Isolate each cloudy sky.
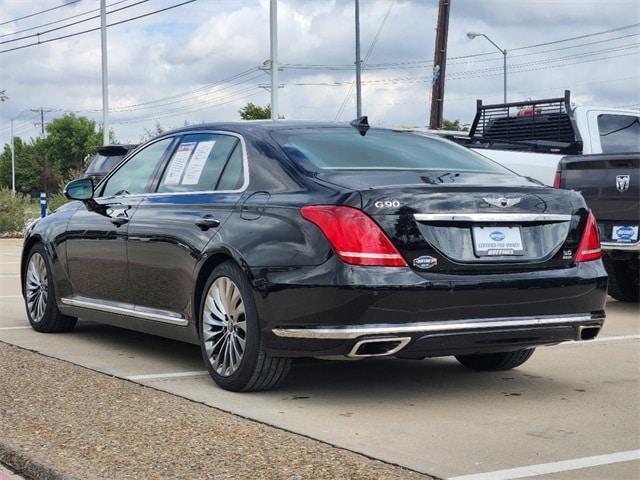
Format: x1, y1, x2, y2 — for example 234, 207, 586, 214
0, 0, 639, 145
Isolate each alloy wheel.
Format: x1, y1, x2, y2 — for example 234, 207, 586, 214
26, 252, 48, 323
202, 276, 247, 377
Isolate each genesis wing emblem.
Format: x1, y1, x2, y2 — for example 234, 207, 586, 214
483, 196, 522, 208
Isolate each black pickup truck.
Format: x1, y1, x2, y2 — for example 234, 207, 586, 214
556, 153, 639, 302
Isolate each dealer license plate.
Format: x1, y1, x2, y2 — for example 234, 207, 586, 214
612, 225, 639, 243
473, 226, 524, 256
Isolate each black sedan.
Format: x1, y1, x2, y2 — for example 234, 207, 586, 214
21, 121, 607, 391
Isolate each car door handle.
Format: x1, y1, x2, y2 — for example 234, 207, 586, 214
110, 217, 129, 227
195, 216, 221, 231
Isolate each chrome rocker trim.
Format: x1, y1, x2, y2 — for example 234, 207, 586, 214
414, 213, 572, 223
601, 241, 640, 252
60, 296, 188, 326
272, 314, 598, 340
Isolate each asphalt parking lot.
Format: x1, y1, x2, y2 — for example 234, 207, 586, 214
1, 238, 639, 480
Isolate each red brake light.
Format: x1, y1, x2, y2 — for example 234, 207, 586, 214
575, 210, 601, 262
301, 206, 407, 267
553, 170, 562, 189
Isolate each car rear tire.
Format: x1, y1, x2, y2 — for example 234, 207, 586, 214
455, 348, 535, 371
24, 244, 77, 333
604, 256, 639, 303
198, 261, 291, 392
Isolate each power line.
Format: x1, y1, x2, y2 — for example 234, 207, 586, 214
0, 0, 130, 39
0, 0, 197, 55
0, 0, 83, 27
510, 22, 640, 51
0, 0, 151, 46
63, 67, 261, 113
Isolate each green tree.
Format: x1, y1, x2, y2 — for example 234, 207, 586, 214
0, 90, 7, 102
0, 114, 106, 194
443, 119, 468, 131
239, 102, 271, 120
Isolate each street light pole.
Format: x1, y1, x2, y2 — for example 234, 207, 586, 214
467, 32, 507, 103
10, 119, 15, 195
100, 0, 109, 144
270, 0, 279, 121
354, 0, 362, 118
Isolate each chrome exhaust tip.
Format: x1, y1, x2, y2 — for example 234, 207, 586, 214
576, 325, 601, 341
347, 337, 411, 358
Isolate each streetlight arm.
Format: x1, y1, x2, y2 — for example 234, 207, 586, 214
479, 34, 505, 55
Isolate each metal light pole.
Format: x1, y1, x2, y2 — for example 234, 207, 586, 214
100, 0, 109, 144
10, 119, 15, 194
269, 0, 279, 120
354, 0, 362, 118
467, 32, 507, 103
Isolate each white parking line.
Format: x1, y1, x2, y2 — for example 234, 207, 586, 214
0, 295, 22, 299
125, 371, 209, 381
0, 274, 19, 278
0, 326, 30, 330
448, 449, 640, 480
555, 334, 640, 348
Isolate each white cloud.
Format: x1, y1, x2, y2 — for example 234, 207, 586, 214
0, 0, 638, 145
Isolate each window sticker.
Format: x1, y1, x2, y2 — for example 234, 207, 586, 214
164, 142, 196, 185
182, 140, 215, 185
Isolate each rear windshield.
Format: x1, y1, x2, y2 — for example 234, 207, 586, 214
86, 153, 126, 174
272, 128, 512, 174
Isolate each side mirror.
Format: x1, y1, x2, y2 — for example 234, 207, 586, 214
64, 178, 94, 201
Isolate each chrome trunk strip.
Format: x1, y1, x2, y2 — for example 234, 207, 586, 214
60, 297, 188, 326
601, 241, 640, 251
413, 213, 572, 223
272, 314, 597, 339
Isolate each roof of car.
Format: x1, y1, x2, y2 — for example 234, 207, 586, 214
164, 121, 377, 135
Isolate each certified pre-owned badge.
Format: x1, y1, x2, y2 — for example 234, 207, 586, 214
413, 255, 438, 269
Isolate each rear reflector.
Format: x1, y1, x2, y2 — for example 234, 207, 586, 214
301, 206, 407, 267
575, 210, 601, 262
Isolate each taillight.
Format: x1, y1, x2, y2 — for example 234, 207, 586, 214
553, 169, 562, 189
300, 205, 407, 267
575, 210, 601, 262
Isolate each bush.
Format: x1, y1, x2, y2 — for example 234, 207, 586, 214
0, 188, 31, 236
47, 191, 70, 213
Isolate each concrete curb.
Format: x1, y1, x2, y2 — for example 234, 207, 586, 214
0, 442, 78, 480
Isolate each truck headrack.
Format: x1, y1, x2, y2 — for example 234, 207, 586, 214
466, 90, 582, 154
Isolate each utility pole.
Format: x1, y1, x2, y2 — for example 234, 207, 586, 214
269, 0, 279, 120
429, 0, 451, 130
31, 108, 52, 135
10, 119, 15, 195
354, 0, 362, 118
100, 0, 109, 144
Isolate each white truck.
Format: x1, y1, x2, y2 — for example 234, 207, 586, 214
427, 91, 640, 186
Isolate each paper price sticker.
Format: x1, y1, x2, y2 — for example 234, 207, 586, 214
164, 142, 196, 185
182, 141, 215, 185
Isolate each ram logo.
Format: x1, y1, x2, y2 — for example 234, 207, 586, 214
616, 175, 630, 193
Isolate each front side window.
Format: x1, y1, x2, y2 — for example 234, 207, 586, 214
272, 128, 512, 174
597, 114, 640, 153
157, 133, 240, 193
101, 138, 173, 197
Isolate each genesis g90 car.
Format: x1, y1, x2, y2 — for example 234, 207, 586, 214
21, 121, 607, 391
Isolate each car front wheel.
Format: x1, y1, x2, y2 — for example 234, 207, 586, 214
198, 261, 291, 392
24, 244, 77, 333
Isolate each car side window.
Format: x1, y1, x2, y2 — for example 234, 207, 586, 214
216, 144, 244, 191
101, 138, 174, 197
157, 133, 240, 193
597, 114, 640, 153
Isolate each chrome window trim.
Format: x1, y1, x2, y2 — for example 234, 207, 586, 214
413, 213, 572, 223
94, 130, 250, 201
272, 314, 597, 339
60, 296, 188, 326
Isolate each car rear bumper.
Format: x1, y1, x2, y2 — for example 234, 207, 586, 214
601, 241, 640, 251
252, 258, 608, 357
272, 313, 604, 358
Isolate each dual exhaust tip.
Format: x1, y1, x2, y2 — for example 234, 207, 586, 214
347, 325, 602, 358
